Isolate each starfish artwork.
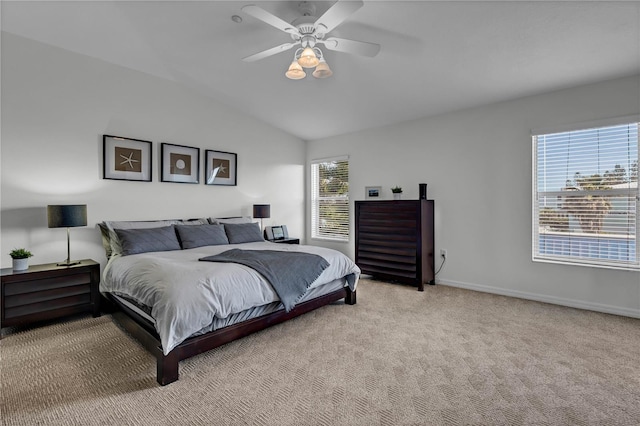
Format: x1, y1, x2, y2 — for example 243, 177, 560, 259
119, 152, 139, 169
114, 147, 142, 172
212, 159, 230, 178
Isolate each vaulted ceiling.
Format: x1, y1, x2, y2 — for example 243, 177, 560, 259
3, 1, 639, 140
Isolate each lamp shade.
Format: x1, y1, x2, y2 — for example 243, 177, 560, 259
47, 205, 87, 228
253, 204, 271, 219
312, 59, 333, 78
298, 47, 319, 68
285, 60, 306, 80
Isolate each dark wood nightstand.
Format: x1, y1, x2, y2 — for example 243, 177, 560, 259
1, 259, 100, 335
271, 238, 300, 245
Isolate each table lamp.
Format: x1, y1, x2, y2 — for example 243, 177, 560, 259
47, 204, 87, 266
252, 204, 270, 231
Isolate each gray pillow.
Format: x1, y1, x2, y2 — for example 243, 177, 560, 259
175, 224, 229, 249
102, 219, 180, 257
114, 226, 181, 256
224, 223, 264, 244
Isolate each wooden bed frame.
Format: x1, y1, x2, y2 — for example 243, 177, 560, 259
106, 287, 356, 385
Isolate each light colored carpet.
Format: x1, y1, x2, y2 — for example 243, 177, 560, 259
1, 279, 639, 425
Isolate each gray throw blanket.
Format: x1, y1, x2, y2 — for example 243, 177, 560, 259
199, 249, 329, 312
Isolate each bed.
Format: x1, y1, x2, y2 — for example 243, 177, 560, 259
98, 217, 360, 385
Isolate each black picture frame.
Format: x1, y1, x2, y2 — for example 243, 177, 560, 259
103, 135, 152, 182
272, 225, 285, 240
161, 143, 200, 184
205, 150, 237, 186
365, 186, 381, 199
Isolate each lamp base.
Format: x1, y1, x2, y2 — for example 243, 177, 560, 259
57, 260, 81, 267
58, 228, 80, 267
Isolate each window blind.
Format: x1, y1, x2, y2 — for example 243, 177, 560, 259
533, 122, 639, 270
311, 157, 349, 241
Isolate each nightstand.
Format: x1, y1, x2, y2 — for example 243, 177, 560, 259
271, 238, 300, 245
1, 259, 100, 335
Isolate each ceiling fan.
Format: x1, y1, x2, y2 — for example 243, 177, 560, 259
241, 0, 381, 79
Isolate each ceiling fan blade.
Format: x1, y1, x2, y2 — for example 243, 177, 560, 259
241, 5, 298, 35
321, 37, 380, 57
242, 42, 298, 62
315, 0, 364, 34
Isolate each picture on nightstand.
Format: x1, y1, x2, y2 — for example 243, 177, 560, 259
272, 226, 284, 240
265, 225, 288, 241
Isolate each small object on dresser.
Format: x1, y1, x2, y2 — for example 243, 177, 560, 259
9, 248, 33, 271
391, 186, 403, 200
419, 183, 428, 199
365, 186, 381, 199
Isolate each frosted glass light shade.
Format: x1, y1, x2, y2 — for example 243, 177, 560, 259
297, 47, 319, 68
312, 60, 333, 78
285, 60, 306, 79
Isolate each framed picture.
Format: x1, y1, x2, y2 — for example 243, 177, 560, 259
365, 186, 382, 199
103, 135, 152, 182
272, 225, 285, 240
161, 143, 200, 184
205, 150, 237, 186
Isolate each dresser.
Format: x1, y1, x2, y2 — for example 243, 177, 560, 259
1, 259, 100, 334
355, 200, 434, 291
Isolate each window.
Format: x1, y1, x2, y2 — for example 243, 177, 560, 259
533, 120, 639, 270
311, 157, 349, 241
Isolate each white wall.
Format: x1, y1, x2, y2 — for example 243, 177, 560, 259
307, 74, 640, 318
1, 33, 305, 269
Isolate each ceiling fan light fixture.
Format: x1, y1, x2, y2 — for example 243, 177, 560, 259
312, 59, 333, 78
242, 2, 380, 80
285, 60, 306, 80
297, 46, 319, 68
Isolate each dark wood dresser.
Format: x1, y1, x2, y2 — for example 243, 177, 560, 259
1, 259, 100, 335
355, 200, 435, 291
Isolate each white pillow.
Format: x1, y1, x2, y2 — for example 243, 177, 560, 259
210, 216, 254, 225
178, 218, 209, 225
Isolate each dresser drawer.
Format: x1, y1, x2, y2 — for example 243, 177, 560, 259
4, 272, 91, 296
4, 292, 91, 320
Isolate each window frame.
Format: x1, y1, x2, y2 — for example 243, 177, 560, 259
310, 156, 350, 243
532, 117, 640, 271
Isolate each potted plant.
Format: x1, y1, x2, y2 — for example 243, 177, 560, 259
391, 186, 403, 200
10, 248, 33, 271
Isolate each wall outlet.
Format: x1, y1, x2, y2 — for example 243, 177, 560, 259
440, 249, 447, 258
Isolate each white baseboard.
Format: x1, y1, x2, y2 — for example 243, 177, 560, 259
437, 278, 640, 319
